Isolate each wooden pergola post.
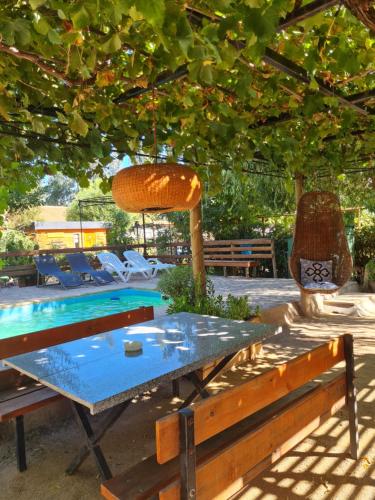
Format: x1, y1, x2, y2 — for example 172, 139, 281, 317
295, 173, 305, 206
190, 201, 206, 291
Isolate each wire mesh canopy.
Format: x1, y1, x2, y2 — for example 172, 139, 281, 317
289, 191, 353, 295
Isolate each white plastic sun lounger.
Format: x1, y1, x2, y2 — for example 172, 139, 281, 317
97, 252, 153, 282
123, 250, 175, 278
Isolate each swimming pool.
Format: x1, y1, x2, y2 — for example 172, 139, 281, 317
0, 289, 167, 339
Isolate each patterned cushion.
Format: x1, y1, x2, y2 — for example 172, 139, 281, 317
300, 258, 333, 285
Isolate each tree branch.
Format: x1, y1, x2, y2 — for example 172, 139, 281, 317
0, 42, 91, 87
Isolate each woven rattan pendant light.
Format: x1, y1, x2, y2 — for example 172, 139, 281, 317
112, 89, 201, 214
112, 162, 202, 213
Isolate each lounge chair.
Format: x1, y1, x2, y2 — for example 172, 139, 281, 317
123, 250, 175, 278
97, 252, 152, 283
66, 253, 115, 286
34, 255, 83, 289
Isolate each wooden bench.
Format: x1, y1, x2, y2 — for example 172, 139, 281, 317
101, 334, 358, 499
0, 306, 154, 471
204, 239, 277, 278
0, 264, 37, 287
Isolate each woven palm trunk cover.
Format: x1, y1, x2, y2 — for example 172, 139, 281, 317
112, 163, 201, 213
290, 191, 352, 294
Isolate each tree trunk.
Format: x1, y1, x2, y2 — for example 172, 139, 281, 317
190, 201, 206, 292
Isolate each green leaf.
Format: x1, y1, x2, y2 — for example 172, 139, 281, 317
244, 0, 264, 7
31, 117, 46, 134
135, 0, 165, 27
100, 33, 122, 53
70, 112, 89, 137
176, 15, 193, 57
309, 78, 319, 91
47, 29, 61, 45
71, 6, 91, 30
200, 64, 213, 84
33, 18, 51, 35
0, 100, 10, 121
29, 0, 47, 9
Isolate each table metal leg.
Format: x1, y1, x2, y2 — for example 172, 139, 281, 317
184, 372, 210, 399
66, 400, 130, 480
180, 353, 237, 409
172, 378, 181, 398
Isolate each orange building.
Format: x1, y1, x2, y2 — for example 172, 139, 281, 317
28, 221, 109, 249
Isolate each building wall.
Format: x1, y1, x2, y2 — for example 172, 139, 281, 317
34, 229, 107, 249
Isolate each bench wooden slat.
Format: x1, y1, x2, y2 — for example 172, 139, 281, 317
156, 336, 345, 464
204, 253, 272, 260
158, 374, 346, 500
0, 306, 154, 359
0, 387, 61, 422
204, 246, 272, 253
204, 261, 257, 268
204, 239, 272, 245
0, 381, 44, 403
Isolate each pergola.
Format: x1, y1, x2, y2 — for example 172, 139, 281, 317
0, 1, 374, 284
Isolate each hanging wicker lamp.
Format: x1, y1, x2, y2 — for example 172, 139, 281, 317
112, 163, 202, 213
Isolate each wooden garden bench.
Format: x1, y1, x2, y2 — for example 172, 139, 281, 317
0, 306, 154, 471
101, 334, 358, 499
204, 239, 277, 278
0, 264, 37, 287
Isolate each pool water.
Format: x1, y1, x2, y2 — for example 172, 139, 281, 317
0, 289, 167, 339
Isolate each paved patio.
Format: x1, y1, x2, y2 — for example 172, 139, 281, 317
0, 276, 300, 311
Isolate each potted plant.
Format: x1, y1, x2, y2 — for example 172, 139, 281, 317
366, 260, 375, 292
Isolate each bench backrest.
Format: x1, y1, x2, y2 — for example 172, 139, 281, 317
0, 306, 154, 359
154, 334, 356, 499
204, 239, 277, 277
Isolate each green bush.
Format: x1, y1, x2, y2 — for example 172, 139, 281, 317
354, 223, 375, 268
0, 229, 36, 265
158, 266, 257, 320
158, 266, 196, 300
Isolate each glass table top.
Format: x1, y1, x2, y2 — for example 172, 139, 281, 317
4, 313, 280, 414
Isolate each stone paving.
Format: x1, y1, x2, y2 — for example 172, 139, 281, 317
0, 275, 300, 311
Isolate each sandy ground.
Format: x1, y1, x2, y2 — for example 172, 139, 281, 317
0, 310, 373, 500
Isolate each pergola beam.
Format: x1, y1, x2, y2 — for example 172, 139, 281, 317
278, 0, 340, 30
347, 89, 375, 103
263, 48, 368, 115
114, 66, 188, 104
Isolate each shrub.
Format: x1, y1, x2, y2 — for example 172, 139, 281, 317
158, 266, 196, 301
354, 223, 375, 268
158, 266, 257, 320
0, 230, 36, 265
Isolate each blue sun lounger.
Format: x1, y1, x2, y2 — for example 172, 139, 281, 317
66, 253, 115, 285
34, 255, 83, 289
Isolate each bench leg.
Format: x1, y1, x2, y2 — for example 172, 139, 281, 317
15, 415, 27, 472
223, 266, 227, 278
245, 267, 249, 278
179, 408, 197, 500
